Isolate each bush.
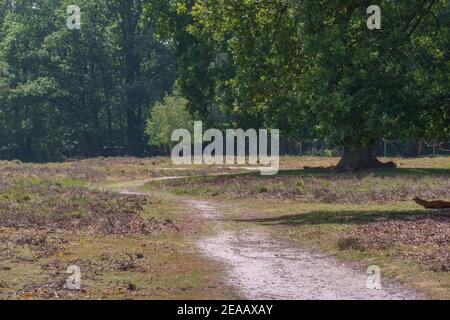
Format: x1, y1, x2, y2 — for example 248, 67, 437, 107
145, 91, 193, 152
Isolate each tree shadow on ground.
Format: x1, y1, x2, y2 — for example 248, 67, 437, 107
275, 167, 450, 178
233, 209, 450, 226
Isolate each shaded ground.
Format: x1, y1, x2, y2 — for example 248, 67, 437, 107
236, 209, 450, 274
149, 169, 450, 204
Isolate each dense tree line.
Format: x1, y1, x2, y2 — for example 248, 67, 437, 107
0, 0, 176, 161
1, 0, 449, 167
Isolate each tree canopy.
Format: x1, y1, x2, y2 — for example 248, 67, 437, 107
0, 0, 449, 166
155, 0, 449, 167
0, 0, 177, 161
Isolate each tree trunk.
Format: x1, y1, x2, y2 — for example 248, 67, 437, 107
335, 146, 397, 171
418, 140, 423, 156
119, 0, 144, 157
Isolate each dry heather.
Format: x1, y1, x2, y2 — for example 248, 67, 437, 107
152, 172, 450, 204
0, 179, 177, 235
0, 157, 242, 183
338, 213, 450, 272
0, 176, 183, 299
11, 251, 153, 299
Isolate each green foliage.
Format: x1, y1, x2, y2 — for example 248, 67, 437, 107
163, 0, 450, 152
146, 91, 193, 151
148, 0, 235, 128
0, 0, 177, 161
294, 0, 450, 148
1, 0, 449, 162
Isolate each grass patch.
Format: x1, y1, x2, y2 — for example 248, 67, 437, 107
0, 178, 176, 235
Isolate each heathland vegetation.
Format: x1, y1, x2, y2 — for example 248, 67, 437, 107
0, 1, 449, 300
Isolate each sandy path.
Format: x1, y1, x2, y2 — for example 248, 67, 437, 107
112, 180, 422, 300
187, 200, 423, 300
103, 177, 183, 195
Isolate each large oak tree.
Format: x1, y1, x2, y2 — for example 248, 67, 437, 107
171, 0, 450, 169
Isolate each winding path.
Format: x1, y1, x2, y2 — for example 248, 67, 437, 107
113, 179, 423, 300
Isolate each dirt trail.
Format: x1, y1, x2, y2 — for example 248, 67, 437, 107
187, 200, 423, 300
113, 180, 423, 300
102, 177, 183, 195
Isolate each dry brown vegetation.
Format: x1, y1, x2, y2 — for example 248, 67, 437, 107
0, 181, 175, 235
149, 170, 450, 204
0, 160, 236, 299
222, 199, 450, 299
340, 214, 450, 272
0, 156, 448, 299
143, 156, 450, 299
0, 157, 245, 183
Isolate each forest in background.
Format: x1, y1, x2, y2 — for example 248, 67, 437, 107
0, 0, 178, 161
0, 0, 449, 165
